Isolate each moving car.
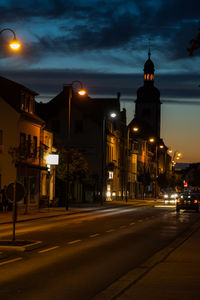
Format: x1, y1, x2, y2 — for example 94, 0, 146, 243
176, 192, 200, 212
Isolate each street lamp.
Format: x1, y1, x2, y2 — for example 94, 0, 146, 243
101, 111, 118, 204
149, 137, 158, 198
0, 28, 21, 51
64, 80, 86, 211
172, 151, 182, 171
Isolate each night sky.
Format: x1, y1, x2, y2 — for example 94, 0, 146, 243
0, 0, 200, 163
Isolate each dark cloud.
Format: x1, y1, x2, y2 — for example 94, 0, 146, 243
0, 0, 199, 61
1, 68, 200, 103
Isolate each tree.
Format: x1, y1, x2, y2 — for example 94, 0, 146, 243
56, 147, 89, 205
157, 172, 183, 191
138, 171, 151, 199
184, 163, 200, 187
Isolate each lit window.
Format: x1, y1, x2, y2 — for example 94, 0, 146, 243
108, 171, 113, 179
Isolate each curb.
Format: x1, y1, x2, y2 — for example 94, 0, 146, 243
93, 218, 200, 300
0, 241, 43, 252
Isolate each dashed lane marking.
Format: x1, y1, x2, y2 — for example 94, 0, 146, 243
68, 239, 81, 245
0, 257, 22, 266
129, 222, 135, 225
90, 233, 100, 238
38, 246, 59, 253
106, 229, 115, 233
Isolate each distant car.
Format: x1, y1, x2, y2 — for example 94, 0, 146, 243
176, 193, 200, 212
162, 192, 178, 201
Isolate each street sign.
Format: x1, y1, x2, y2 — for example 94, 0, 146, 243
6, 182, 25, 202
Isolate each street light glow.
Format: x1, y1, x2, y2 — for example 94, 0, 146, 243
9, 39, 21, 50
133, 127, 139, 132
110, 112, 117, 118
149, 138, 155, 143
78, 89, 86, 96
0, 28, 21, 51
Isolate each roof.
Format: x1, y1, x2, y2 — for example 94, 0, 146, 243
0, 75, 44, 125
0, 76, 38, 96
36, 85, 120, 122
0, 75, 38, 112
128, 118, 155, 139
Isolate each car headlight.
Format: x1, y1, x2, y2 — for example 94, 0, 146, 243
171, 194, 178, 198
164, 194, 168, 198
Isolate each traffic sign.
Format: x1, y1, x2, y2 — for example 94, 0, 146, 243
6, 182, 25, 202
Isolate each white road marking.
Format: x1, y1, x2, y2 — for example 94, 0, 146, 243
68, 239, 81, 245
38, 246, 59, 253
106, 229, 115, 233
90, 233, 100, 238
0, 257, 22, 266
129, 222, 135, 225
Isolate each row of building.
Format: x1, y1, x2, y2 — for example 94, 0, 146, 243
0, 51, 172, 211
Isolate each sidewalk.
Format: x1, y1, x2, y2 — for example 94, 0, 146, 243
0, 198, 162, 225
94, 218, 200, 300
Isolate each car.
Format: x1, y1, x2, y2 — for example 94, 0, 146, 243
176, 192, 200, 212
160, 191, 178, 205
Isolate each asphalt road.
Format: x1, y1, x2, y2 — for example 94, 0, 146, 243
0, 204, 199, 299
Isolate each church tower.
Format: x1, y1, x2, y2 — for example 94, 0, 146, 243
135, 50, 161, 138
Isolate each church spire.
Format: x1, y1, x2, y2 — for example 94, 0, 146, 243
144, 48, 154, 84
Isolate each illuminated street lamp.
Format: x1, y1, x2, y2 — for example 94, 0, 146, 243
0, 28, 21, 51
64, 80, 86, 210
149, 138, 155, 143
133, 126, 139, 132
102, 111, 118, 204
149, 137, 158, 198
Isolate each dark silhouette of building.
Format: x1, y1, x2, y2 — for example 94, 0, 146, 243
135, 50, 161, 138
36, 86, 126, 203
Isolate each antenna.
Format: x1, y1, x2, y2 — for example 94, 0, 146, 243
148, 38, 151, 58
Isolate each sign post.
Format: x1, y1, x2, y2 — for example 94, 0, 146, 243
6, 182, 25, 241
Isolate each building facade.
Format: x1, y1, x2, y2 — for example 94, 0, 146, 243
36, 85, 126, 203
0, 76, 56, 211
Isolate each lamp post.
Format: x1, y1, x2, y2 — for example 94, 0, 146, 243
101, 111, 117, 205
172, 151, 182, 171
0, 28, 21, 51
64, 80, 86, 211
149, 137, 158, 198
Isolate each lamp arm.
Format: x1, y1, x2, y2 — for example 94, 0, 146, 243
0, 28, 16, 39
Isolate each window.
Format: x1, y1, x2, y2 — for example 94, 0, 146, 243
20, 133, 26, 154
108, 171, 113, 179
33, 136, 37, 158
27, 134, 31, 156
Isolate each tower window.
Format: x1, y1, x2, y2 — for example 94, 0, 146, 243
144, 74, 146, 80
150, 74, 154, 80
